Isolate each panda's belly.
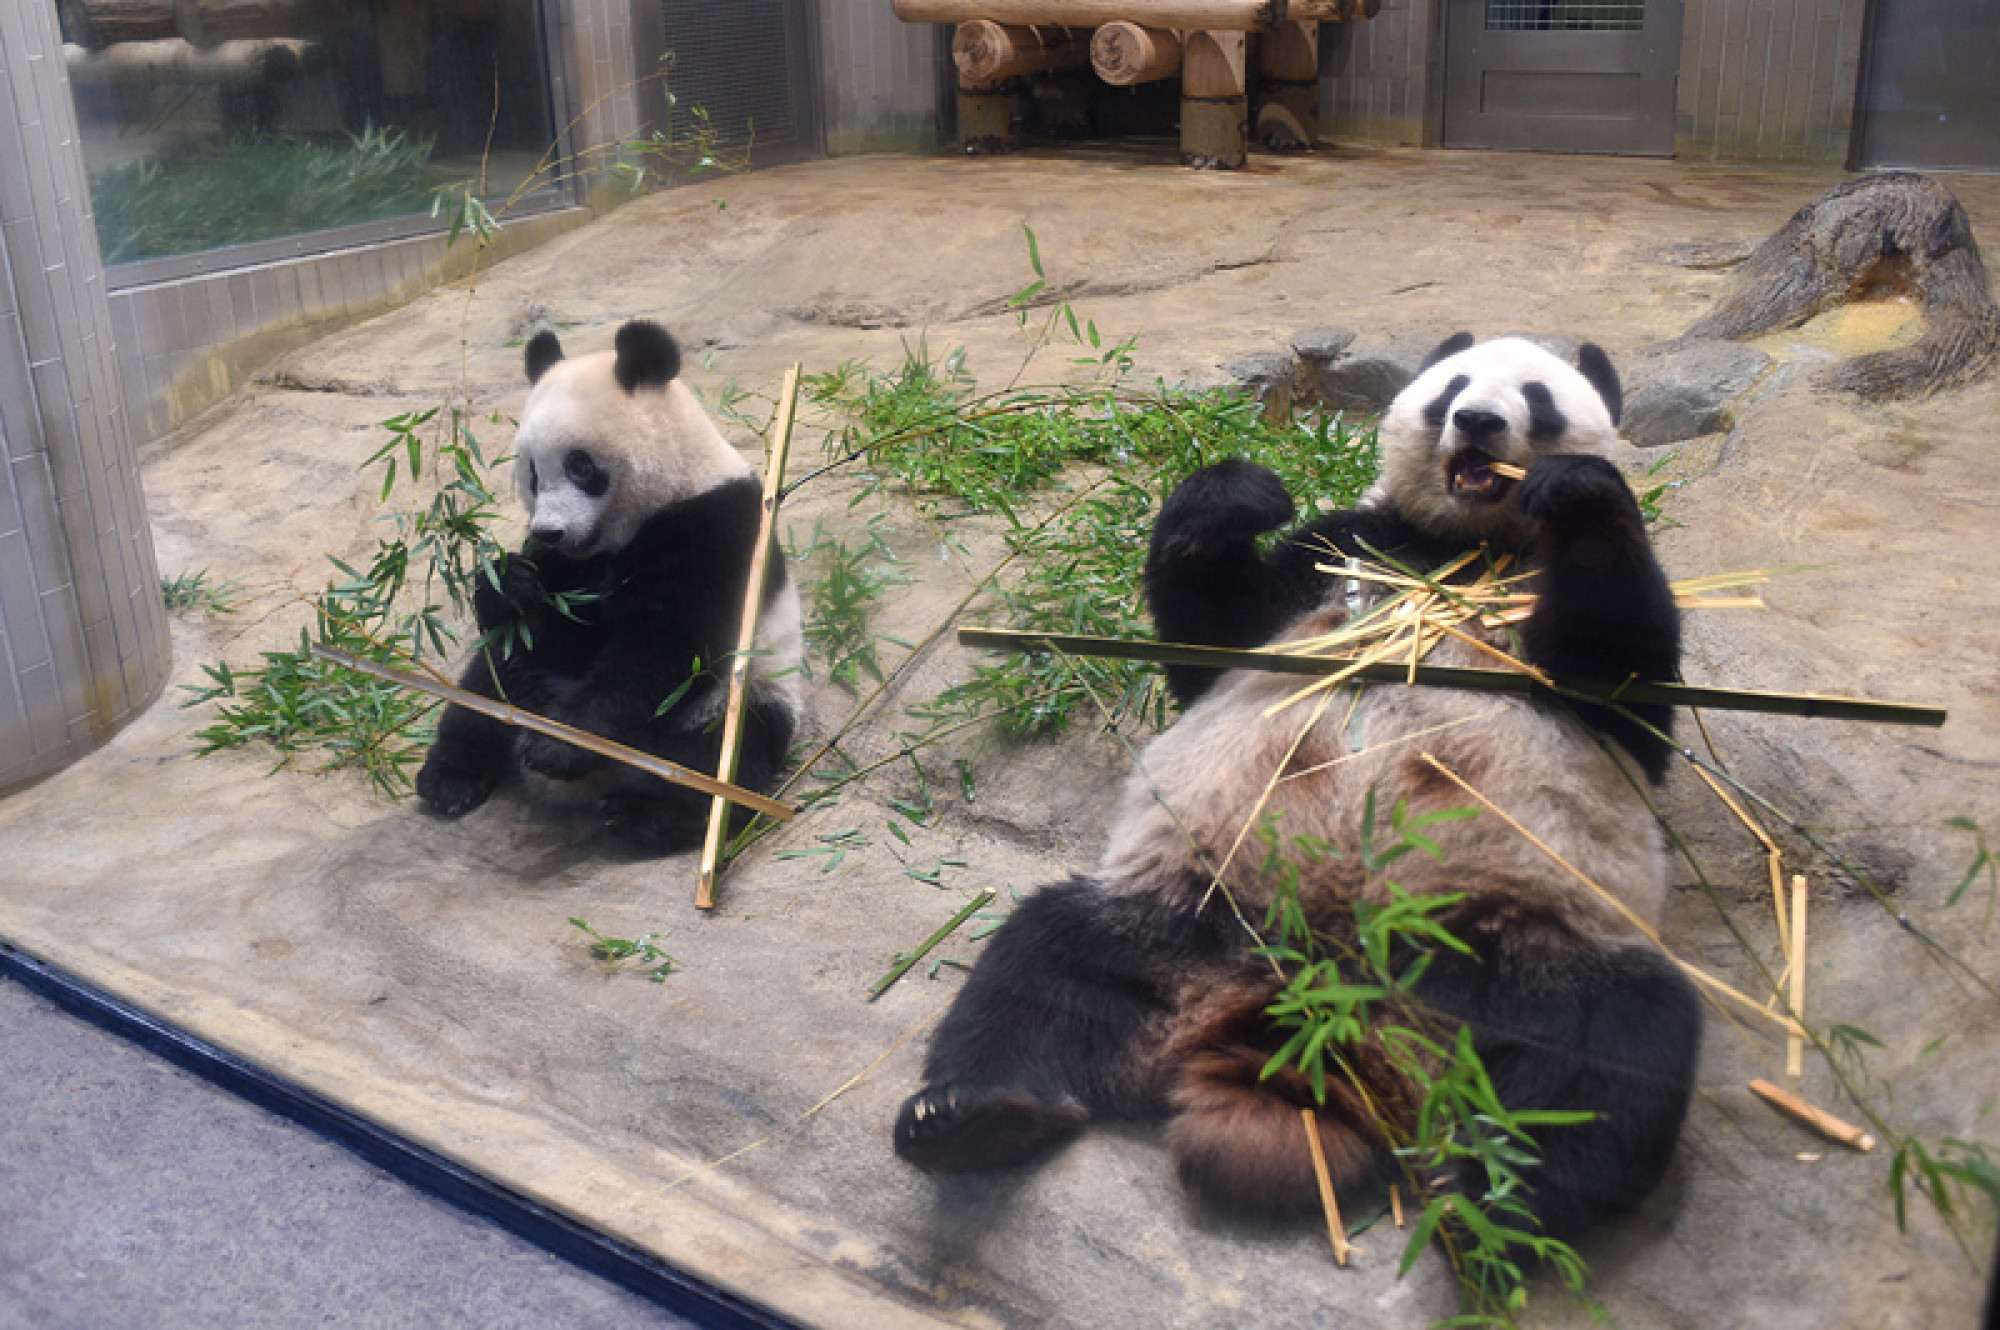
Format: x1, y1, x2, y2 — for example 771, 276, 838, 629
1096, 629, 1668, 946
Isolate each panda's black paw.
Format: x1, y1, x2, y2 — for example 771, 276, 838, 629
1153, 461, 1295, 561
415, 761, 496, 818
518, 732, 605, 780
599, 793, 705, 858
893, 1084, 1086, 1173
1519, 454, 1638, 529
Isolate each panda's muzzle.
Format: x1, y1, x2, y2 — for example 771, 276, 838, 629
1447, 447, 1514, 503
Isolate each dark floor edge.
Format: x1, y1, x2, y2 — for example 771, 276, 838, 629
0, 938, 803, 1330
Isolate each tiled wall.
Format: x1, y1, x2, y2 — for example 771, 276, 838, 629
818, 0, 949, 156
1676, 0, 1868, 163
0, 0, 170, 791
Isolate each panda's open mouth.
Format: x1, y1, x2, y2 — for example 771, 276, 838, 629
1447, 448, 1514, 504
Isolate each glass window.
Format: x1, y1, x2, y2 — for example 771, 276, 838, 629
61, 0, 560, 269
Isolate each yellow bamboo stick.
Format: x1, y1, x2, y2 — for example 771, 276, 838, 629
697, 366, 801, 911
1300, 1108, 1354, 1266
1750, 1078, 1875, 1151
1786, 874, 1809, 1078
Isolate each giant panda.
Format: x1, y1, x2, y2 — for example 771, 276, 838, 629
894, 334, 1700, 1245
415, 319, 804, 855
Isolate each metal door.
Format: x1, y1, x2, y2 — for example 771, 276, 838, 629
1854, 0, 2000, 171
1442, 0, 1682, 155
633, 0, 822, 165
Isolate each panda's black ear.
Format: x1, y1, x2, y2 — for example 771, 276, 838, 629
613, 320, 682, 393
524, 331, 565, 385
1419, 332, 1476, 372
1575, 342, 1623, 426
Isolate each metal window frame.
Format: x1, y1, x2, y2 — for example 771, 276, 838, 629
99, 0, 586, 292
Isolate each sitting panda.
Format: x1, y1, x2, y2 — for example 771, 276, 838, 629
415, 319, 803, 855
894, 334, 1700, 1244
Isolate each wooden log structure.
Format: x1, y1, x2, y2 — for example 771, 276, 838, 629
1256, 18, 1317, 149
1180, 30, 1248, 169
1089, 22, 1181, 86
897, 0, 1381, 167
63, 35, 321, 88
58, 0, 342, 49
953, 20, 1088, 82
896, 0, 1360, 29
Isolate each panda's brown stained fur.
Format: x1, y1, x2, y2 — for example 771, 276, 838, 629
1163, 969, 1421, 1216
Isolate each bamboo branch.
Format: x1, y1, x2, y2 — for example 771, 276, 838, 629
1301, 1108, 1354, 1266
1786, 874, 1809, 1078
307, 645, 794, 821
956, 627, 1948, 728
869, 890, 996, 1000
699, 367, 801, 910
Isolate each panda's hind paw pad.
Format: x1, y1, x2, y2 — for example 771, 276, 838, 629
893, 1084, 1084, 1172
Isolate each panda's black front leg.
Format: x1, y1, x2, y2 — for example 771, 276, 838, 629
1518, 454, 1681, 778
895, 878, 1223, 1173
416, 654, 516, 817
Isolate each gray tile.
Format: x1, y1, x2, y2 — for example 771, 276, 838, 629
226, 272, 258, 338
0, 529, 52, 671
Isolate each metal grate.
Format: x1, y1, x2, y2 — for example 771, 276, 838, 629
661, 0, 800, 147
1486, 0, 1644, 29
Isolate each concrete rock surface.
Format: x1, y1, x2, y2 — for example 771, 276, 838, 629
3, 147, 1997, 1329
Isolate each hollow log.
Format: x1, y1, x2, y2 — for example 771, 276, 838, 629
1090, 22, 1181, 86
61, 0, 341, 49
1256, 19, 1317, 149
1181, 30, 1248, 169
953, 21, 1087, 82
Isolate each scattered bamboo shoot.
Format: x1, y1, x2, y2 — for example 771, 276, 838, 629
869, 890, 997, 999
1786, 874, 1809, 1077
699, 366, 801, 910
1749, 1078, 1876, 1152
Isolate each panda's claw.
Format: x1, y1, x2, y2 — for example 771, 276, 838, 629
415, 764, 496, 818
893, 1083, 1085, 1173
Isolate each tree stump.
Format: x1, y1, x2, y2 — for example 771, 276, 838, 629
1181, 30, 1247, 169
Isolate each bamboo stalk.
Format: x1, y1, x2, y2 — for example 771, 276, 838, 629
306, 645, 793, 821
698, 366, 801, 910
1300, 1108, 1354, 1266
1749, 1078, 1876, 1151
1786, 874, 1809, 1077
1389, 1183, 1405, 1228
956, 627, 1949, 728
868, 889, 997, 1000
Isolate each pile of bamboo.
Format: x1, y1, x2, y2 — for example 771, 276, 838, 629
891, 0, 1380, 167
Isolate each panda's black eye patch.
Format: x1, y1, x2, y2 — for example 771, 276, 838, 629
1423, 375, 1471, 430
526, 461, 539, 495
564, 449, 608, 497
1523, 381, 1567, 442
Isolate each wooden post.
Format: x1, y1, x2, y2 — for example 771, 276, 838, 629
1181, 30, 1248, 169
897, 0, 1285, 28
952, 20, 1086, 82
1256, 18, 1318, 150
696, 367, 801, 911
958, 75, 1021, 155
1090, 21, 1182, 86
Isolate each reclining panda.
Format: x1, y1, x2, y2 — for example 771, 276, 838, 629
895, 334, 1700, 1245
416, 320, 802, 855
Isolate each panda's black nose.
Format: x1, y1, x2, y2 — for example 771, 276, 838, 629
1452, 407, 1507, 438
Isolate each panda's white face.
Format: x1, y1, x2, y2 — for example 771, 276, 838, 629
1370, 337, 1622, 547
511, 334, 747, 561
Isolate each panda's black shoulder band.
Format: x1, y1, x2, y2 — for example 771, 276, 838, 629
613, 320, 682, 393
524, 330, 564, 384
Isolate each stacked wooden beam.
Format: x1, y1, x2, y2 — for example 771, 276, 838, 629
893, 0, 1379, 167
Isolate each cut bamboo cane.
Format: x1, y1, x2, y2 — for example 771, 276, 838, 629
956, 627, 1950, 728
698, 366, 801, 911
953, 20, 1086, 82
1090, 21, 1182, 85
1749, 1078, 1876, 1151
1390, 1183, 1405, 1228
868, 889, 996, 999
1300, 1108, 1354, 1265
1786, 873, 1809, 1077
305, 645, 793, 822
